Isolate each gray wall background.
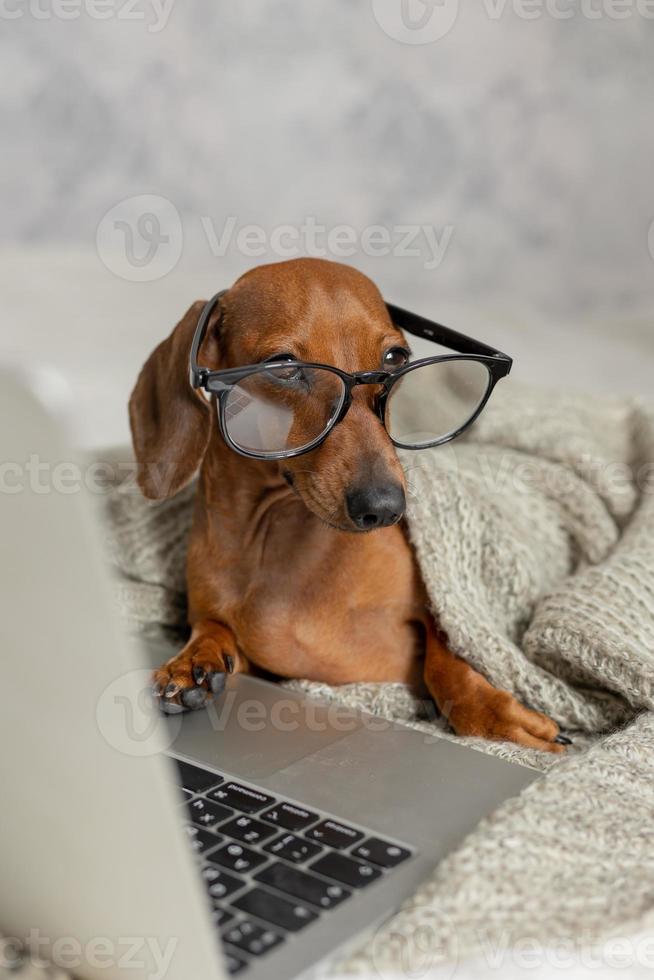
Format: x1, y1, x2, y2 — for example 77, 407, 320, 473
2, 0, 654, 318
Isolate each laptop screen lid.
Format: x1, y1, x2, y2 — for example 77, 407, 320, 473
0, 368, 223, 980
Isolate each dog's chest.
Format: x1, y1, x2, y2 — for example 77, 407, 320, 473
226, 522, 426, 685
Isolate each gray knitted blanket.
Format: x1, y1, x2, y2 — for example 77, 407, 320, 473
103, 384, 654, 974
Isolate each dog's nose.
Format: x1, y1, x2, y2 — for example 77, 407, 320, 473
346, 484, 406, 530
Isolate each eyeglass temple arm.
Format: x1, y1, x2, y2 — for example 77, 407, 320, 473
189, 290, 228, 388
190, 291, 513, 387
386, 302, 513, 368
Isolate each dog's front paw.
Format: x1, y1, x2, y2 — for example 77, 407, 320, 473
152, 630, 241, 714
449, 689, 567, 754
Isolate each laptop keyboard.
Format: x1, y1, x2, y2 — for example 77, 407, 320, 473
174, 758, 414, 975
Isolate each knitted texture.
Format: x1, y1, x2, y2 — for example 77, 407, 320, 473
102, 383, 654, 972
342, 712, 654, 976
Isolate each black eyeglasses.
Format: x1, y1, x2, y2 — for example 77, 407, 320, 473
190, 291, 512, 461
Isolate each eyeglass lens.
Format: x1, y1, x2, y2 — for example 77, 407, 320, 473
222, 363, 346, 456
384, 359, 491, 448
221, 358, 491, 457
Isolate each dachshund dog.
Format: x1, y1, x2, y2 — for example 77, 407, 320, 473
129, 258, 565, 753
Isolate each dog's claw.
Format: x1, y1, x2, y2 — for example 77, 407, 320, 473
209, 671, 227, 695
153, 633, 239, 715
181, 687, 207, 710
160, 700, 185, 715
554, 734, 573, 745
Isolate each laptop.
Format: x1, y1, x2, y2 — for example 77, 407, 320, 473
0, 366, 536, 980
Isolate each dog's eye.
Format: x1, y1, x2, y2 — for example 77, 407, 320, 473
383, 347, 410, 369
277, 366, 305, 384
264, 354, 307, 386
265, 353, 295, 366
265, 353, 296, 377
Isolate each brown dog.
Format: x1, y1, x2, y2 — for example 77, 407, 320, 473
129, 258, 564, 753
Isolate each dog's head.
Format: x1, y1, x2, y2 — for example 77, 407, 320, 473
129, 258, 408, 531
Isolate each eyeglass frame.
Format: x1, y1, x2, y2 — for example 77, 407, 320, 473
189, 289, 513, 461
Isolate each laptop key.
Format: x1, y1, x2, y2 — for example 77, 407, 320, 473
255, 861, 350, 910
211, 841, 268, 874
184, 825, 223, 855
307, 819, 363, 850
209, 782, 275, 814
224, 952, 247, 975
352, 837, 412, 868
263, 833, 323, 865
221, 814, 278, 846
260, 801, 319, 832
187, 797, 234, 829
222, 918, 284, 957
233, 887, 318, 932
211, 907, 235, 928
175, 760, 224, 794
200, 864, 246, 899
309, 852, 382, 888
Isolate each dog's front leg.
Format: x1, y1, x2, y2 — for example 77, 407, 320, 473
153, 619, 249, 713
422, 621, 565, 753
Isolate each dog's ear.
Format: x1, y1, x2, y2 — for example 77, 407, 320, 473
129, 300, 221, 500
